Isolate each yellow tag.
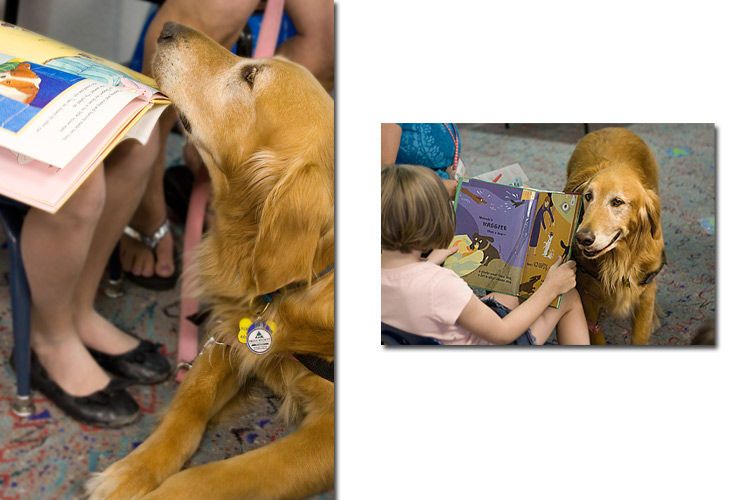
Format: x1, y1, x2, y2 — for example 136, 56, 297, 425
521, 189, 534, 201
237, 317, 252, 344
267, 320, 277, 333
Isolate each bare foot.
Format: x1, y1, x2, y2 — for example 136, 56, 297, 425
120, 225, 174, 278
31, 332, 111, 396
75, 310, 140, 355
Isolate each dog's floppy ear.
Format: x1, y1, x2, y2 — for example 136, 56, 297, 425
564, 171, 590, 195
640, 188, 662, 240
252, 160, 332, 296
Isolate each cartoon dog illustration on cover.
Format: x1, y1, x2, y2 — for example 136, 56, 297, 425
0, 61, 40, 104
469, 233, 501, 266
518, 274, 542, 295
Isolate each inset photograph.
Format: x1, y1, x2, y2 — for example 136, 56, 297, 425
381, 123, 716, 346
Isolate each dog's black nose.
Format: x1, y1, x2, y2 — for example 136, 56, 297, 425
158, 22, 185, 43
576, 230, 595, 247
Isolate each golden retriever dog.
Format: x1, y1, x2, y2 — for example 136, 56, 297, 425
564, 128, 664, 345
87, 22, 334, 499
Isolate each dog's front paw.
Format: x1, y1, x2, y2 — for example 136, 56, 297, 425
86, 456, 160, 500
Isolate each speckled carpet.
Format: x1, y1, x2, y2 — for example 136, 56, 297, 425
0, 132, 333, 499
459, 123, 716, 345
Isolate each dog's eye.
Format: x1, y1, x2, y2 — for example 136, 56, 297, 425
610, 198, 625, 207
584, 192, 593, 202
243, 65, 259, 87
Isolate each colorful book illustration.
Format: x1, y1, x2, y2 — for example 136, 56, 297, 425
0, 23, 170, 213
444, 177, 583, 308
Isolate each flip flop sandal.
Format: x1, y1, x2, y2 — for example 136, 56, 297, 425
122, 220, 179, 291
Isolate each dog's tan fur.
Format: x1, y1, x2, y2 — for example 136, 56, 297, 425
87, 23, 333, 499
564, 128, 664, 345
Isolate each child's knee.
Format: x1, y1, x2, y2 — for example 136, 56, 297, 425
60, 170, 106, 223
563, 288, 583, 311
107, 133, 159, 181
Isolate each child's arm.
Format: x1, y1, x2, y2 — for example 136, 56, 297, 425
456, 258, 577, 344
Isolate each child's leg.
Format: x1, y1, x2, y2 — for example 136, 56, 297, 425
485, 290, 589, 345
21, 167, 112, 396
281, 0, 335, 91
484, 292, 520, 309
527, 289, 589, 345
119, 113, 175, 279
554, 289, 589, 345
74, 136, 158, 354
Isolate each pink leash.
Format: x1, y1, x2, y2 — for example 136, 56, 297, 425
255, 0, 285, 58
175, 0, 286, 381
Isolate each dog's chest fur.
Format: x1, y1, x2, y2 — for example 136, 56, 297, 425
578, 250, 651, 318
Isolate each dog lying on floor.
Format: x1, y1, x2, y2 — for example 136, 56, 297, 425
564, 127, 665, 345
87, 22, 334, 499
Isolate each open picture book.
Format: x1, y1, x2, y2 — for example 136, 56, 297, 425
444, 176, 583, 308
0, 23, 170, 212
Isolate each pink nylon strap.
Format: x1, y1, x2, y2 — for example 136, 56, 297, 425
587, 321, 602, 337
255, 0, 285, 58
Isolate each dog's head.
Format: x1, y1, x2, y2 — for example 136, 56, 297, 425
153, 23, 334, 296
573, 164, 661, 260
153, 22, 332, 171
470, 233, 493, 251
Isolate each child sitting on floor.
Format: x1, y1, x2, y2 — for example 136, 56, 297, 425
381, 164, 589, 345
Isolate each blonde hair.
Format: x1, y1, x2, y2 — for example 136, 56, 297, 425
381, 164, 455, 253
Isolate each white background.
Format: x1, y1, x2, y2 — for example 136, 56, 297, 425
338, 0, 743, 498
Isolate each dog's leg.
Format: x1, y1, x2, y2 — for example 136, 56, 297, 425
86, 343, 241, 499
142, 409, 334, 499
631, 284, 657, 345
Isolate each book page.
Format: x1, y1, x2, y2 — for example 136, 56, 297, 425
473, 163, 529, 187
0, 64, 140, 167
444, 178, 535, 295
0, 23, 161, 100
0, 97, 148, 212
518, 191, 582, 307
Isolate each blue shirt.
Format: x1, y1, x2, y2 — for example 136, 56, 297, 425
395, 123, 461, 179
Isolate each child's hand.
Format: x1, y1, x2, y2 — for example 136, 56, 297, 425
541, 257, 577, 296
426, 245, 459, 264
442, 179, 458, 198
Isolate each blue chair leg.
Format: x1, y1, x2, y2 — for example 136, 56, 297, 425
8, 241, 34, 416
0, 207, 35, 416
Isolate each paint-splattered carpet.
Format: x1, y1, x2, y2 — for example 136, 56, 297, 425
0, 135, 333, 499
459, 123, 716, 345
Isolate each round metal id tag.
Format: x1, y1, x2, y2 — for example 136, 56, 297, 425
237, 318, 275, 354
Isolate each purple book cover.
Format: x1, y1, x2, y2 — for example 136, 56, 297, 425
445, 177, 583, 308
444, 178, 537, 295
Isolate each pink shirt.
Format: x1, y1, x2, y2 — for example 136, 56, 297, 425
381, 261, 490, 345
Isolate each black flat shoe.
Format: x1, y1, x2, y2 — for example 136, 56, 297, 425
13, 351, 141, 429
88, 338, 171, 385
